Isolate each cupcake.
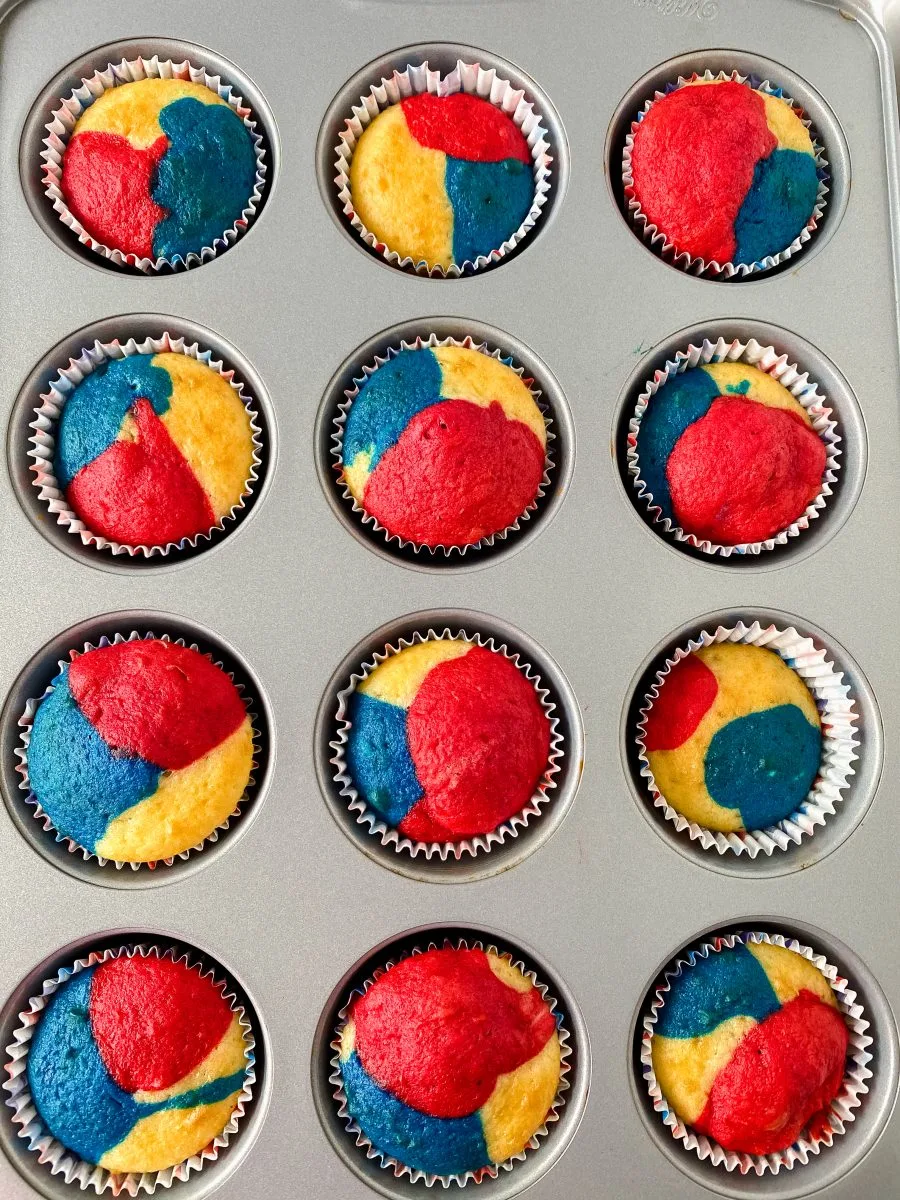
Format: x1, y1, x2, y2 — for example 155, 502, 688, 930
633, 361, 828, 547
648, 936, 853, 1159
17, 947, 252, 1178
24, 637, 255, 865
336, 945, 562, 1179
339, 342, 548, 552
625, 74, 823, 272
47, 349, 257, 552
642, 642, 821, 835
340, 635, 553, 845
349, 92, 534, 271
57, 77, 259, 265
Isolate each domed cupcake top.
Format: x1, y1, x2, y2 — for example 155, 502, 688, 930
642, 642, 822, 835
340, 344, 547, 550
634, 361, 827, 546
26, 951, 250, 1174
338, 945, 561, 1177
53, 351, 257, 551
650, 939, 848, 1155
59, 78, 259, 263
343, 637, 553, 844
26, 638, 254, 863
627, 77, 820, 268
349, 93, 535, 270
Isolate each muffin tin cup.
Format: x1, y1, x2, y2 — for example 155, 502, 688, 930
15, 630, 263, 872
627, 336, 841, 557
329, 626, 564, 862
333, 58, 553, 277
329, 935, 572, 1188
639, 929, 873, 1176
28, 332, 264, 559
635, 619, 859, 857
41, 54, 268, 273
621, 69, 830, 279
331, 332, 555, 560
3, 942, 257, 1196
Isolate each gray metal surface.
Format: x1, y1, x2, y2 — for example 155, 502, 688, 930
0, 0, 898, 1197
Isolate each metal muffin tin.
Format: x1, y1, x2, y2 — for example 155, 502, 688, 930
0, 0, 898, 1197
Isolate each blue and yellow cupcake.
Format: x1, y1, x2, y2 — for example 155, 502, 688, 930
6, 945, 255, 1188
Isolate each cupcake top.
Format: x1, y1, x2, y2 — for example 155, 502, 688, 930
60, 78, 258, 262
27, 951, 249, 1174
643, 643, 822, 834
26, 638, 254, 863
341, 344, 547, 550
349, 93, 534, 270
629, 78, 819, 266
53, 352, 256, 550
651, 940, 848, 1155
339, 946, 561, 1176
345, 638, 552, 843
634, 361, 826, 546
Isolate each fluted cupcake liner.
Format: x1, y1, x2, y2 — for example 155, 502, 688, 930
29, 332, 264, 559
330, 627, 564, 861
622, 70, 829, 278
640, 930, 872, 1175
330, 936, 572, 1188
331, 333, 555, 559
15, 631, 262, 872
636, 620, 859, 857
627, 336, 841, 556
42, 55, 268, 272
3, 943, 256, 1195
333, 59, 553, 276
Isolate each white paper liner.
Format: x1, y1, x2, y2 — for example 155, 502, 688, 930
16, 631, 262, 871
330, 937, 572, 1187
622, 70, 830, 278
3, 943, 256, 1195
330, 627, 563, 860
332, 333, 555, 558
626, 337, 841, 556
334, 60, 553, 276
640, 929, 872, 1175
29, 332, 264, 559
42, 55, 268, 272
636, 620, 859, 857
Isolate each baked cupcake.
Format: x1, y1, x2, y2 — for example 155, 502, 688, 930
25, 638, 254, 864
337, 946, 562, 1178
339, 343, 548, 551
349, 93, 535, 271
57, 76, 260, 265
633, 361, 827, 546
642, 643, 822, 835
24, 949, 251, 1175
650, 938, 849, 1156
51, 351, 257, 551
626, 75, 821, 270
343, 636, 553, 843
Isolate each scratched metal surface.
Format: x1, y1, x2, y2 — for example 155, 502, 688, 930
0, 0, 898, 1197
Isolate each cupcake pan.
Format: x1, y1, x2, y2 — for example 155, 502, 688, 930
0, 1, 898, 1198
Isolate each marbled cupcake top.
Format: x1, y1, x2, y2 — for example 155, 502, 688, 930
339, 946, 561, 1176
28, 952, 249, 1173
350, 93, 534, 269
341, 344, 547, 549
61, 78, 257, 261
629, 79, 819, 266
651, 940, 848, 1155
643, 643, 822, 834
